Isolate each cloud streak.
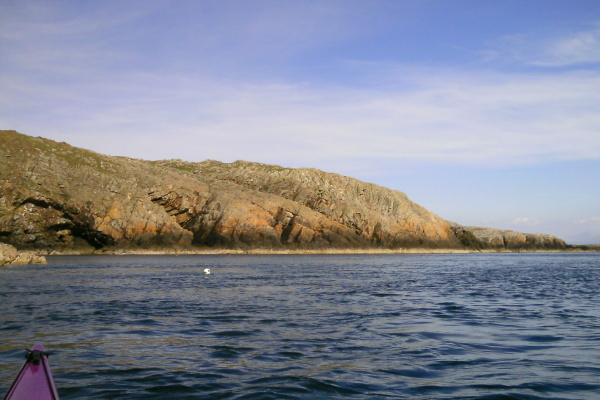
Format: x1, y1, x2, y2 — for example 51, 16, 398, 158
2, 64, 600, 171
485, 23, 600, 68
577, 217, 600, 225
511, 217, 542, 227
533, 24, 600, 67
2, 2, 599, 170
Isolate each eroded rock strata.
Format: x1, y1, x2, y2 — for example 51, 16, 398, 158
0, 130, 566, 252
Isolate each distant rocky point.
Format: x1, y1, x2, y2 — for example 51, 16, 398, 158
0, 130, 568, 254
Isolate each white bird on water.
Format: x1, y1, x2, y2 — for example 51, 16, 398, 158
204, 268, 211, 275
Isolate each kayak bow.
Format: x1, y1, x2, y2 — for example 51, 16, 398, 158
3, 344, 59, 400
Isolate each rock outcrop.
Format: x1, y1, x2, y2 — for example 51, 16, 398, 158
155, 159, 462, 249
0, 130, 567, 252
0, 243, 46, 266
0, 131, 195, 250
450, 223, 566, 251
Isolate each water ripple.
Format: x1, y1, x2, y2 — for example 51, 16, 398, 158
1, 253, 599, 399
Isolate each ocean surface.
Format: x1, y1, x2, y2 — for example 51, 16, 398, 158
1, 253, 599, 399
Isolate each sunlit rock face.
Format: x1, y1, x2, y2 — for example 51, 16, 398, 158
0, 243, 46, 266
0, 130, 566, 252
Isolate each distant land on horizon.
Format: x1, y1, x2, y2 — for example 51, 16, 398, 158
0, 130, 586, 253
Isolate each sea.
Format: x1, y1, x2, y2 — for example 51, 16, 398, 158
1, 253, 599, 399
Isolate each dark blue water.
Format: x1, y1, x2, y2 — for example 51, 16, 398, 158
1, 253, 599, 399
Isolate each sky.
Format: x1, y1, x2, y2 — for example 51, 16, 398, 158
1, 0, 599, 244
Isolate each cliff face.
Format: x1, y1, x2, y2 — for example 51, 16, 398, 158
186, 160, 462, 247
0, 130, 566, 252
0, 131, 196, 250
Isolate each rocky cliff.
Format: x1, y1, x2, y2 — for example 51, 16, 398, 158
0, 130, 567, 252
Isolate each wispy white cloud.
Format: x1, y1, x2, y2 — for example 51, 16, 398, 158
511, 217, 542, 227
485, 23, 600, 67
1, 2, 600, 172
576, 217, 600, 225
0, 1, 159, 80
158, 67, 600, 167
2, 65, 600, 170
532, 25, 600, 67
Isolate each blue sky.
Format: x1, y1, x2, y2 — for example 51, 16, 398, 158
1, 0, 599, 244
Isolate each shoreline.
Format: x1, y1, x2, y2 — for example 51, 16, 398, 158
41, 247, 600, 256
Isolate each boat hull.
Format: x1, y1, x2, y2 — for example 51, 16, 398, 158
3, 344, 59, 400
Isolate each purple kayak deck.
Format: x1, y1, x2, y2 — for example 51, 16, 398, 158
3, 344, 59, 400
